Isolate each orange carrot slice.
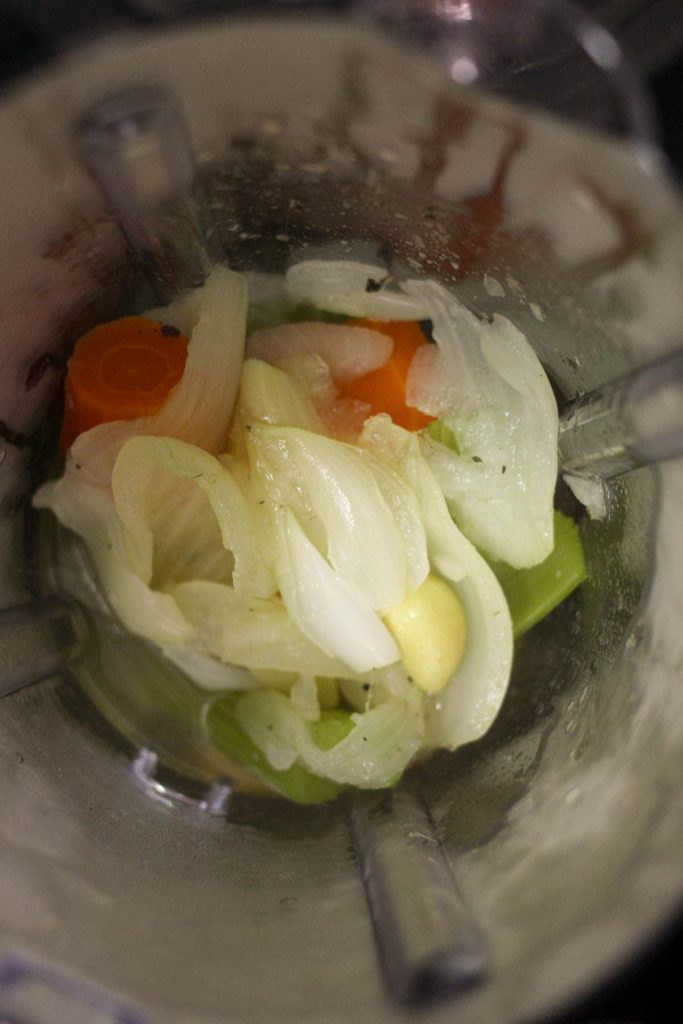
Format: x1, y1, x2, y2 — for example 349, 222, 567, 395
60, 316, 189, 451
337, 319, 435, 432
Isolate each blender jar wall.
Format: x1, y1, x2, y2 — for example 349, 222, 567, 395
0, 13, 683, 1024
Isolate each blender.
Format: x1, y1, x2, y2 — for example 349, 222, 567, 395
1, 2, 683, 1022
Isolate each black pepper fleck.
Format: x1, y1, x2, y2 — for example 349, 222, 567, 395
472, 455, 483, 463
161, 324, 181, 338
365, 277, 383, 293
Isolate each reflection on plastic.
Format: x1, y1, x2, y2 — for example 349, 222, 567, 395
559, 349, 683, 478
0, 598, 85, 699
0, 954, 146, 1024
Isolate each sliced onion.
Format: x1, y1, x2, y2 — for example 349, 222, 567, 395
235, 687, 424, 789
275, 508, 400, 674
405, 342, 449, 417
238, 358, 323, 432
403, 279, 558, 568
173, 579, 357, 677
33, 474, 194, 648
252, 425, 409, 613
286, 260, 431, 319
277, 354, 371, 441
563, 473, 607, 520
162, 646, 258, 691
358, 415, 514, 750
112, 435, 274, 599
247, 322, 393, 380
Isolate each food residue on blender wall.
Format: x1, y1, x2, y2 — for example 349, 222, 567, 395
33, 259, 586, 802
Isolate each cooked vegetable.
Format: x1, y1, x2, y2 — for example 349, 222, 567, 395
491, 510, 587, 637
405, 280, 559, 568
247, 321, 393, 381
231, 682, 423, 789
281, 262, 558, 568
206, 694, 352, 803
285, 260, 430, 320
61, 317, 188, 451
336, 319, 435, 431
34, 258, 583, 802
383, 574, 466, 694
426, 418, 459, 451
65, 264, 247, 488
359, 415, 513, 751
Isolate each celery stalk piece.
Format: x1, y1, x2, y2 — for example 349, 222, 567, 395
491, 510, 586, 638
206, 696, 353, 804
426, 419, 459, 452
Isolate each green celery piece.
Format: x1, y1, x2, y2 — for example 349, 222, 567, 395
310, 708, 355, 750
289, 303, 348, 325
422, 420, 586, 636
491, 510, 587, 638
205, 697, 353, 804
247, 301, 347, 333
426, 418, 459, 452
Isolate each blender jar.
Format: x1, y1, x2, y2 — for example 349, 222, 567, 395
1, 5, 683, 1024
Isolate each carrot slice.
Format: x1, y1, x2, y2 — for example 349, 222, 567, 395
60, 316, 189, 451
337, 319, 435, 432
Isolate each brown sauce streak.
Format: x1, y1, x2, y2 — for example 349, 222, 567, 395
572, 179, 654, 283
0, 420, 30, 448
452, 126, 525, 278
413, 96, 475, 194
25, 352, 67, 391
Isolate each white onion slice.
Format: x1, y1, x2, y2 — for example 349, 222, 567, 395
251, 425, 409, 613
247, 322, 393, 380
235, 687, 423, 789
404, 279, 558, 569
563, 473, 607, 520
275, 508, 400, 673
286, 260, 430, 319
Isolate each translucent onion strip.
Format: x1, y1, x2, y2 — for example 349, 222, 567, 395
275, 508, 400, 673
404, 278, 558, 569
359, 416, 513, 749
234, 687, 424, 788
286, 260, 430, 320
251, 425, 409, 612
112, 435, 274, 598
173, 579, 360, 678
247, 321, 393, 380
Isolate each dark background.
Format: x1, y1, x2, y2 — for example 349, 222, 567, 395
1, 2, 681, 1023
